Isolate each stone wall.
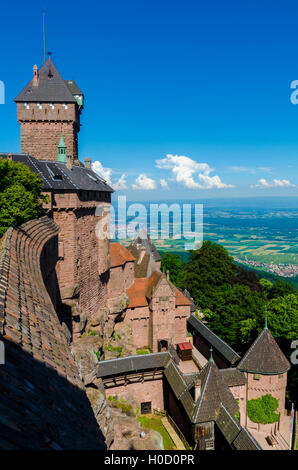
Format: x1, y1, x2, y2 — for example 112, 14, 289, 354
17, 102, 80, 162
52, 195, 110, 336
229, 384, 247, 427
0, 217, 111, 449
125, 307, 151, 349
106, 377, 165, 412
246, 371, 287, 434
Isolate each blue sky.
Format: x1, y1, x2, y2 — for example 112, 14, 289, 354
1, 0, 298, 200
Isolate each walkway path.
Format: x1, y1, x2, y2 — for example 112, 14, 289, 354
161, 417, 185, 450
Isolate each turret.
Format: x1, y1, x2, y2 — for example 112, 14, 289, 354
57, 133, 67, 163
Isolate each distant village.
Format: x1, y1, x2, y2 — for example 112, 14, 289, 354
233, 256, 298, 278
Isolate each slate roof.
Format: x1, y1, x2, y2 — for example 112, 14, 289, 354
15, 58, 78, 103
110, 242, 135, 268
97, 352, 170, 378
64, 80, 83, 96
187, 314, 240, 365
0, 154, 114, 193
216, 404, 261, 450
233, 427, 262, 450
129, 245, 151, 278
182, 289, 196, 313
128, 231, 162, 262
220, 368, 247, 387
164, 361, 195, 420
216, 404, 242, 445
192, 359, 238, 423
237, 328, 291, 375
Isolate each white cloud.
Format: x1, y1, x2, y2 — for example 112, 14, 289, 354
92, 161, 112, 185
156, 154, 234, 189
160, 178, 169, 189
250, 178, 296, 189
113, 174, 128, 190
132, 174, 156, 190
92, 160, 128, 190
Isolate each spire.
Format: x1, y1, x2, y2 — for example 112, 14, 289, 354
57, 133, 67, 163
209, 346, 214, 363
264, 311, 268, 330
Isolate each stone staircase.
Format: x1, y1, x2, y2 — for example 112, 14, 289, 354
274, 431, 290, 450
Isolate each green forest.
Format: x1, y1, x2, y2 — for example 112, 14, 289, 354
161, 241, 298, 402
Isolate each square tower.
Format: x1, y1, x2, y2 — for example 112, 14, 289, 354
15, 58, 84, 163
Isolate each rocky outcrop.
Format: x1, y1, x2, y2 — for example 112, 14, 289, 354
104, 322, 136, 360
70, 332, 114, 446
110, 409, 164, 450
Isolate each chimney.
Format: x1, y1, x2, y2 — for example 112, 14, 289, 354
194, 379, 201, 401
84, 157, 91, 169
66, 155, 73, 170
33, 65, 39, 86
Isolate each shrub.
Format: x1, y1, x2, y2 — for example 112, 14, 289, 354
247, 394, 279, 424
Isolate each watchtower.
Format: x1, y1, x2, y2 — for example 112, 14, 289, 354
15, 58, 84, 163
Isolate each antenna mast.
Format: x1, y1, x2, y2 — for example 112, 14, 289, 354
43, 10, 46, 63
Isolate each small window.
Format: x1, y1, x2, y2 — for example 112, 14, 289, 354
141, 402, 152, 415
205, 438, 214, 450
253, 374, 260, 380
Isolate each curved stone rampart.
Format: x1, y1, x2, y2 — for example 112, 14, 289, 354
0, 217, 106, 449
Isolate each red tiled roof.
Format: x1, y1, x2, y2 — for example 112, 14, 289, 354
145, 271, 162, 298
126, 278, 148, 308
177, 342, 193, 350
126, 271, 192, 308
175, 287, 192, 306
110, 242, 135, 268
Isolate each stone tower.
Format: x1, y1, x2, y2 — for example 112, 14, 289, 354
15, 58, 84, 163
237, 322, 291, 434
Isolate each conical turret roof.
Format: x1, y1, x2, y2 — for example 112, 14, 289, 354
237, 328, 290, 375
192, 357, 238, 423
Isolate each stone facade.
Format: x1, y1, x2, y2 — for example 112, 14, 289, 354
106, 378, 164, 413
17, 105, 80, 163
48, 194, 111, 339
110, 255, 192, 352
245, 371, 288, 433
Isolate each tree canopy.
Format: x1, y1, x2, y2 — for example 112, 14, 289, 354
0, 159, 46, 237
161, 240, 298, 400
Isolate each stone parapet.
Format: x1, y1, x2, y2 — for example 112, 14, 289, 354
0, 216, 108, 449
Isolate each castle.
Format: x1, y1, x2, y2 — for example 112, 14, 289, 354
0, 58, 292, 450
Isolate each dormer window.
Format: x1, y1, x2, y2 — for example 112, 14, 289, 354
37, 103, 42, 110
